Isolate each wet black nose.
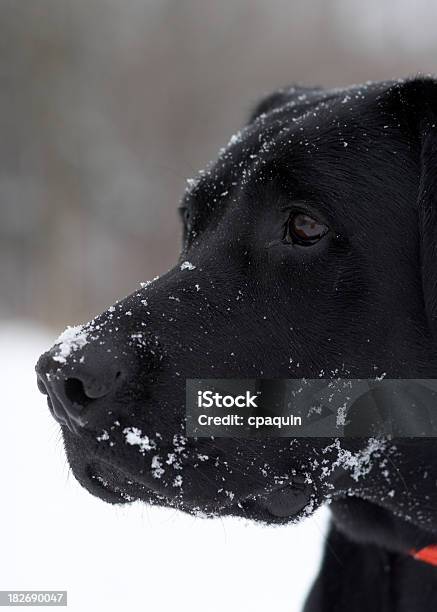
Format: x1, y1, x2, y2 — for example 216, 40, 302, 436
36, 352, 122, 434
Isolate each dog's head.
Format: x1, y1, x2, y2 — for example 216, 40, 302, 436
36, 78, 437, 543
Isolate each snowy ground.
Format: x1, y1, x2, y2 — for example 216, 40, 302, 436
0, 322, 328, 612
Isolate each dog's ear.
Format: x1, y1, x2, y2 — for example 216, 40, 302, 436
248, 85, 323, 123
388, 78, 437, 340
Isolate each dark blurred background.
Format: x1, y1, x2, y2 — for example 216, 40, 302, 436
2, 0, 437, 329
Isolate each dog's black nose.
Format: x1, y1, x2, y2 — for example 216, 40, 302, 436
36, 351, 122, 434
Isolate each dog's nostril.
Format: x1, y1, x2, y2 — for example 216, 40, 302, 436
36, 350, 123, 432
64, 377, 95, 408
64, 371, 117, 406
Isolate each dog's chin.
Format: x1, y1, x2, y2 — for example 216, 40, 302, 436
71, 456, 316, 525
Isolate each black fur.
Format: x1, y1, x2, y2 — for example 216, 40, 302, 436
36, 77, 437, 610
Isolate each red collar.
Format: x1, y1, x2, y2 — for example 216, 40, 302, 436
410, 545, 437, 567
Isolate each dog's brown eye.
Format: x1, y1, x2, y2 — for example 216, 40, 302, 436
287, 213, 329, 246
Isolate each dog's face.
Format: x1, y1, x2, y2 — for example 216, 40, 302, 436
36, 78, 437, 540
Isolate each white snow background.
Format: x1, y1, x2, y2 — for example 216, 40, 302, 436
0, 322, 328, 612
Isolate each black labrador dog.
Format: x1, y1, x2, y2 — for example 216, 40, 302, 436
36, 77, 437, 611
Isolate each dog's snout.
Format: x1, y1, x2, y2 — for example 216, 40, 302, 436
36, 351, 122, 434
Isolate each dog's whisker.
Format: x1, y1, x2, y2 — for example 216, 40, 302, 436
386, 456, 411, 495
